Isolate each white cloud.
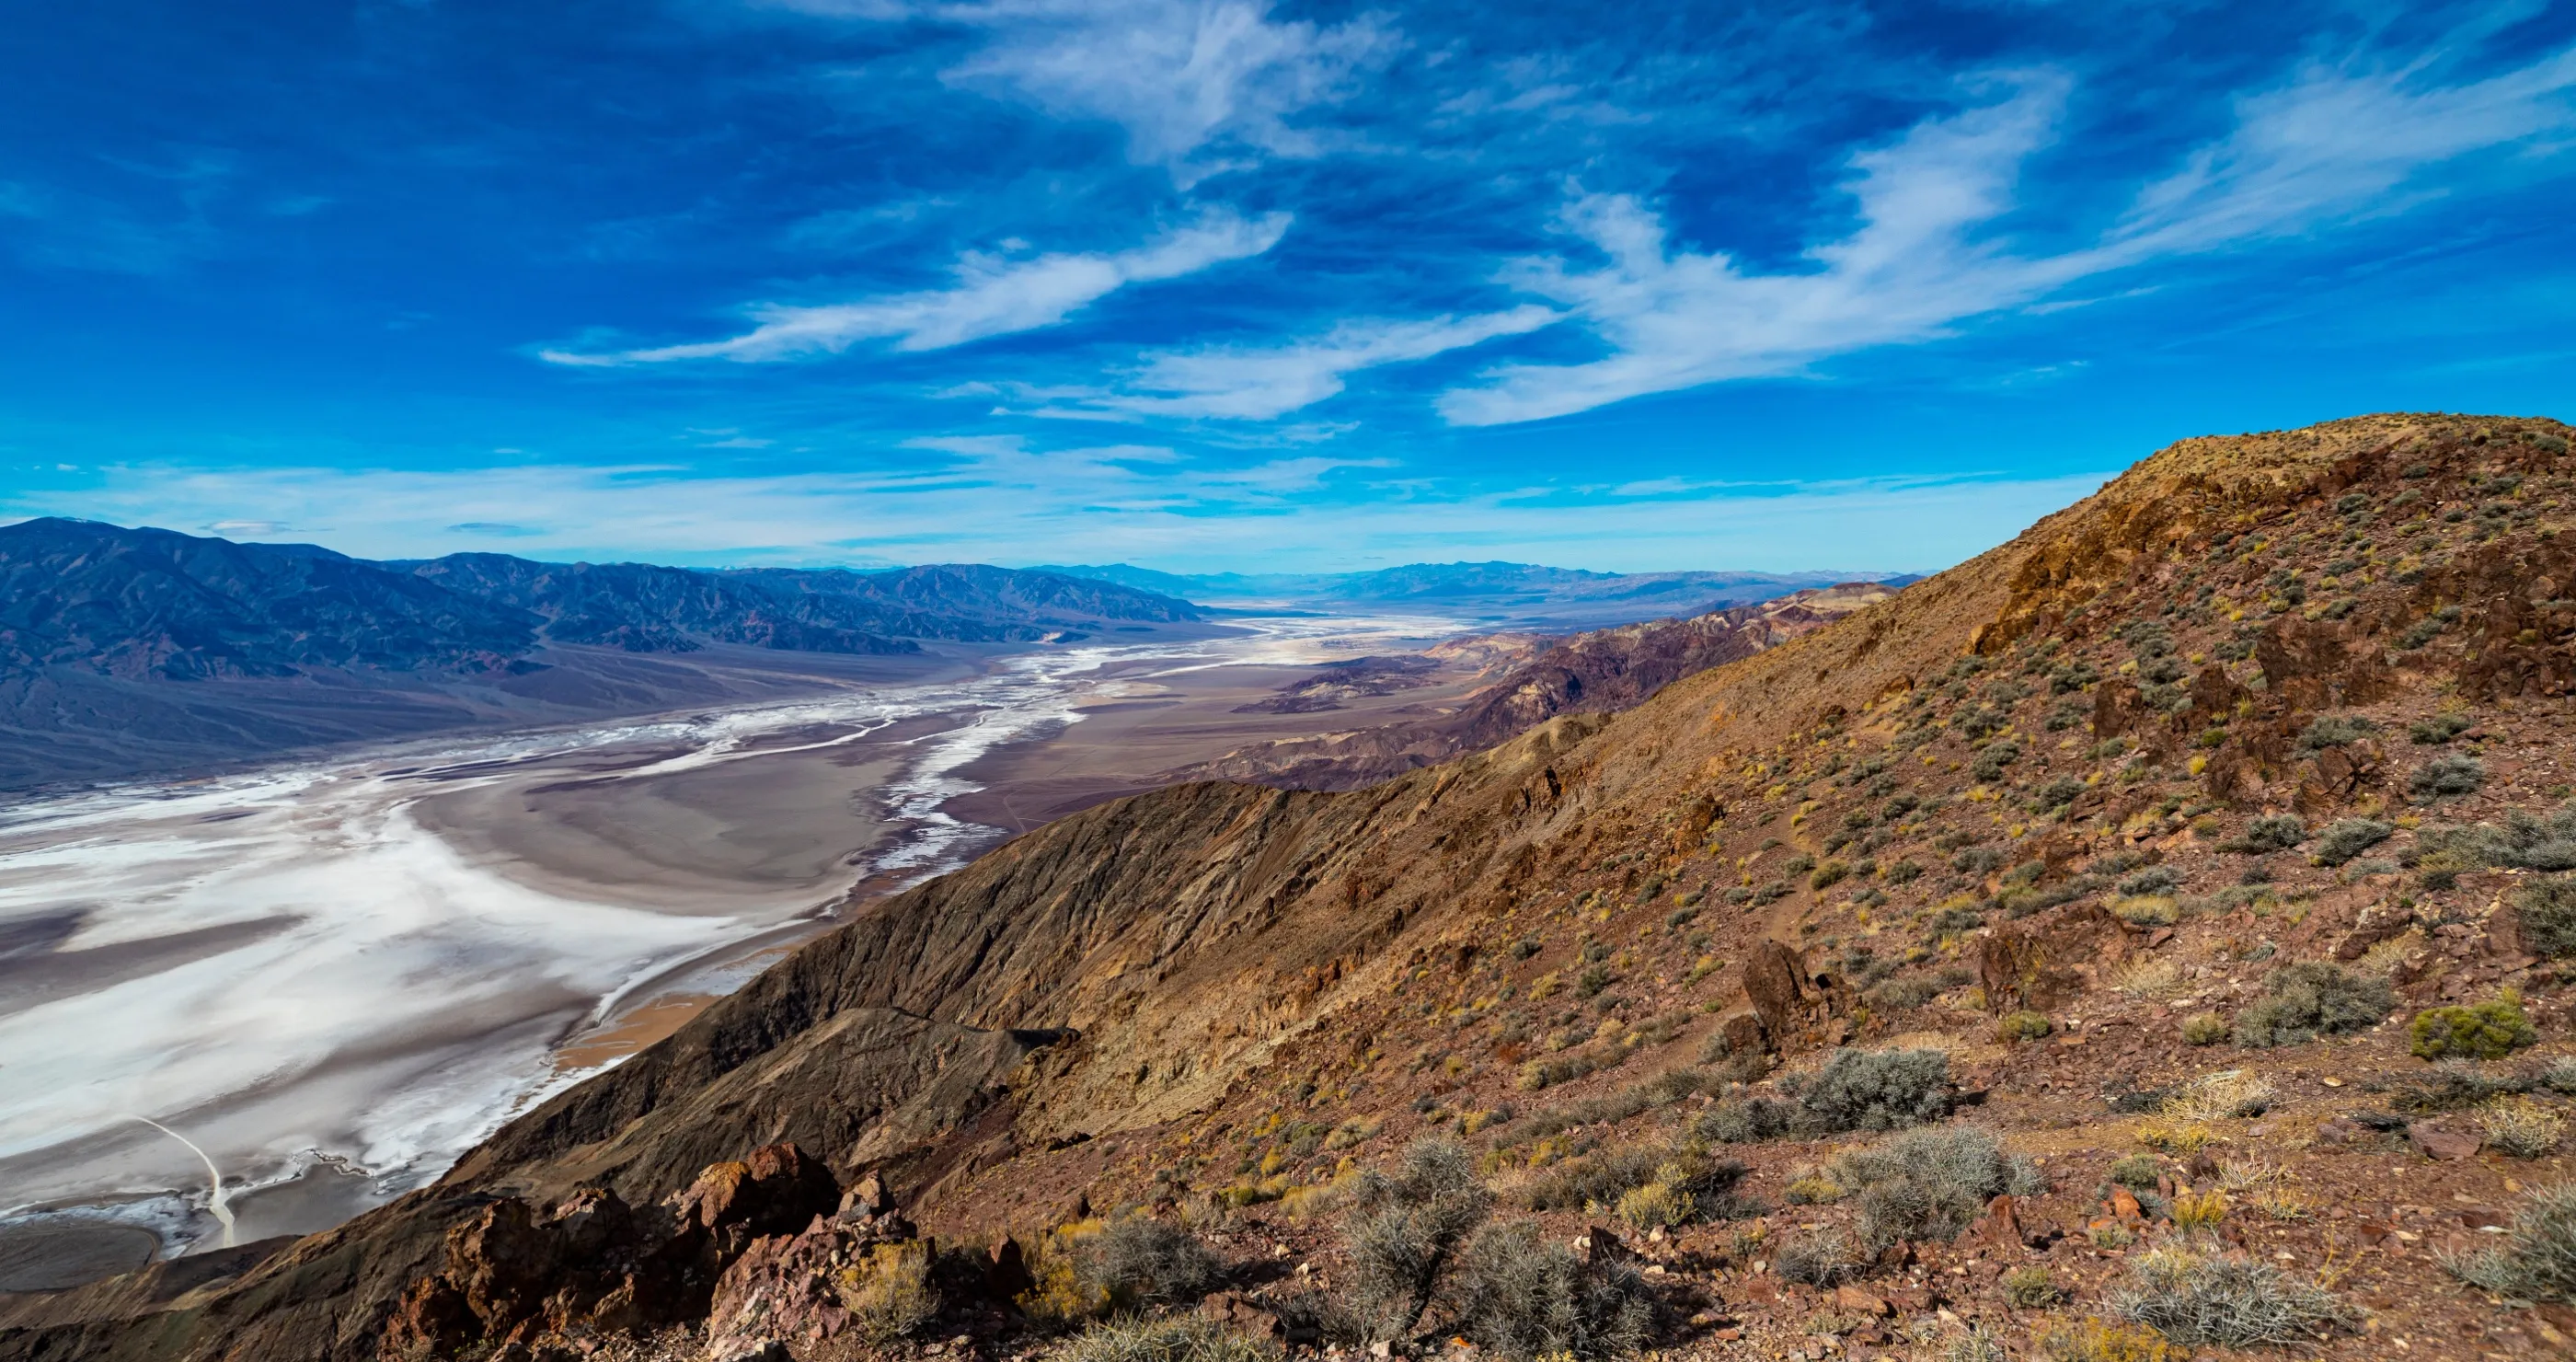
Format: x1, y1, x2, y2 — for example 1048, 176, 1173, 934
1442, 42, 2576, 426
20, 455, 2107, 575
541, 209, 1287, 365
766, 0, 1397, 177
1047, 306, 1561, 420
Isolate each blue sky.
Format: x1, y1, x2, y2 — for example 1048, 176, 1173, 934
2, 0, 2573, 573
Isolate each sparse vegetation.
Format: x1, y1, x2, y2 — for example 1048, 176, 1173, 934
2516, 876, 2576, 957
1024, 1216, 1225, 1322
1826, 1125, 2040, 1249
2037, 1318, 2185, 1362
1997, 1010, 2053, 1043
2109, 1247, 2352, 1346
1771, 1229, 1867, 1287
2004, 1264, 2067, 1308
2409, 993, 2537, 1059
1452, 1223, 1653, 1361
1057, 1316, 1282, 1362
1342, 1138, 1490, 1340
2311, 817, 2394, 865
2412, 753, 2487, 798
1693, 1046, 1957, 1143
837, 1241, 940, 1343
2180, 1012, 2230, 1045
2483, 1098, 2565, 1159
2444, 1181, 2576, 1303
2232, 961, 2394, 1047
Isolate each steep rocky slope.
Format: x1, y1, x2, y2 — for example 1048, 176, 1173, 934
1173, 582, 1898, 790
15, 413, 2576, 1361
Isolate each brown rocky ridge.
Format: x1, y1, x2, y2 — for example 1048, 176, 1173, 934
12, 413, 2576, 1362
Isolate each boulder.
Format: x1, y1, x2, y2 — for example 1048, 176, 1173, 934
2409, 1122, 2483, 1161
1200, 1290, 1288, 1345
676, 1143, 842, 1241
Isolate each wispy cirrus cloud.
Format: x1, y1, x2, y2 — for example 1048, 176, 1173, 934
1442, 41, 2576, 426
541, 208, 1287, 365
764, 0, 1397, 179
1034, 306, 1560, 421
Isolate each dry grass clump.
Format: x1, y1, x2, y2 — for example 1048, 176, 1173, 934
1771, 1229, 1868, 1287
1055, 1316, 1282, 1362
2179, 1012, 2229, 1045
2108, 957, 2185, 999
2168, 1188, 2227, 1232
2108, 1247, 2352, 1346
1024, 1216, 1225, 1322
2133, 1120, 2214, 1157
2445, 1181, 2576, 1303
2482, 1097, 2567, 1160
2037, 1318, 2186, 1361
2160, 1069, 2275, 1123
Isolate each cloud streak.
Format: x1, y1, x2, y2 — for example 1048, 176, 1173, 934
1042, 306, 1561, 420
1442, 43, 2576, 425
542, 209, 1287, 365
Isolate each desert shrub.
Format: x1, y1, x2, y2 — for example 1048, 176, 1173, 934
2311, 818, 2393, 865
2108, 1153, 2160, 1190
1343, 1139, 1491, 1340
1025, 1216, 1224, 1322
2116, 865, 2182, 895
2108, 1247, 2352, 1346
1998, 1010, 2054, 1043
1788, 1047, 1957, 1132
1694, 1047, 1955, 1143
1868, 976, 1940, 1010
2169, 1188, 2227, 1231
835, 1241, 940, 1343
2111, 895, 2179, 927
1941, 1324, 2013, 1362
2037, 1318, 2185, 1362
2412, 753, 2487, 798
2004, 1264, 2067, 1308
2445, 1181, 2576, 1302
1972, 742, 2021, 782
1058, 1316, 1282, 1362
2180, 1012, 2229, 1045
2484, 806, 2576, 871
2299, 714, 2376, 749
2237, 814, 2306, 851
2409, 993, 2538, 1059
2545, 1056, 2576, 1095
2484, 1098, 2566, 1159
2516, 877, 2576, 957
2411, 712, 2474, 744
1450, 1222, 1652, 1361
1771, 1229, 1867, 1287
1782, 851, 1816, 875
1827, 1125, 2040, 1249
2232, 962, 2393, 1047
1574, 964, 1613, 998
2392, 1068, 2530, 1113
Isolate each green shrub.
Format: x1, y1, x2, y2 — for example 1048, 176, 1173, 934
2237, 814, 2306, 851
2517, 877, 2576, 957
2411, 713, 2474, 744
2409, 993, 2538, 1060
1826, 1125, 2041, 1250
2109, 1154, 2161, 1190
1811, 860, 1850, 890
2233, 962, 2393, 1047
2445, 1181, 2576, 1303
2312, 818, 2394, 865
2180, 1012, 2230, 1045
2108, 1248, 2352, 1346
1692, 1047, 1955, 1143
1343, 1139, 1491, 1340
2299, 714, 2376, 749
1059, 1316, 1283, 1362
1450, 1222, 1652, 1361
1997, 1010, 2053, 1043
2412, 754, 2487, 798
2004, 1264, 2068, 1309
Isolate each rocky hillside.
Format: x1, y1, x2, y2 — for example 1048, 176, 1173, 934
1175, 582, 1898, 790
17, 413, 2576, 1362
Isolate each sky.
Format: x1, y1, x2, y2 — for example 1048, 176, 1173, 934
2, 0, 2573, 574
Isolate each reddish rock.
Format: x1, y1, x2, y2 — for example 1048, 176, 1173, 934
1975, 1195, 2022, 1248
1833, 1284, 1892, 1317
2409, 1122, 2483, 1160
2110, 1187, 2144, 1221
1743, 941, 1811, 1039
677, 1143, 842, 1241
1201, 1290, 1287, 1344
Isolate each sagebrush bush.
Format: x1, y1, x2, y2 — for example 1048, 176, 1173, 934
2180, 1012, 2229, 1045
1024, 1216, 1225, 1322
1827, 1125, 2040, 1249
2516, 876, 2576, 957
1452, 1221, 1653, 1361
1058, 1317, 1283, 1362
2003, 1264, 2066, 1308
2237, 814, 2306, 851
2411, 993, 2538, 1059
1771, 1229, 1867, 1286
2108, 1154, 2160, 1190
2232, 961, 2394, 1047
2299, 714, 2376, 749
2446, 1181, 2576, 1302
2412, 753, 2487, 798
2311, 818, 2394, 866
1693, 1047, 1955, 1143
1343, 1139, 1491, 1340
2109, 1248, 2352, 1346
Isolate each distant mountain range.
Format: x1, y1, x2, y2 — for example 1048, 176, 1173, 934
1028, 560, 1892, 628
0, 519, 1200, 790
1, 518, 1199, 683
